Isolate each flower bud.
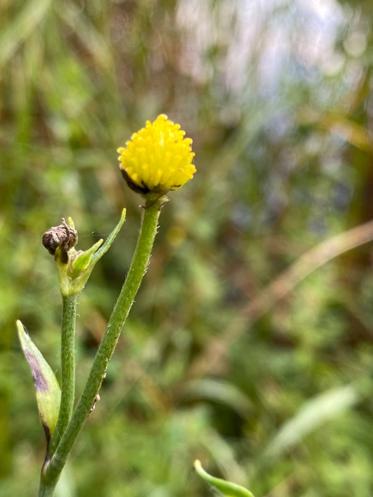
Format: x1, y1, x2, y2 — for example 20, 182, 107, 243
42, 210, 126, 296
42, 219, 78, 263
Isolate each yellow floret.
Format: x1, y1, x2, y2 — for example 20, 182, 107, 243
117, 114, 196, 194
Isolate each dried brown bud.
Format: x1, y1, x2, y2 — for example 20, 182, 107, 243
42, 219, 78, 261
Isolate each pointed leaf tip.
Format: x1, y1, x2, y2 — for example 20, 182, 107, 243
66, 216, 75, 229
17, 321, 61, 441
194, 460, 255, 497
92, 208, 127, 262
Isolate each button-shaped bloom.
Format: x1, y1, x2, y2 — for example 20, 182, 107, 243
117, 114, 196, 194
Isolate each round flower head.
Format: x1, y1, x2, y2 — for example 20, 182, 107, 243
117, 114, 196, 195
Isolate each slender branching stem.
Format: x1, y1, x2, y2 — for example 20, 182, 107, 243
49, 295, 77, 454
38, 200, 162, 496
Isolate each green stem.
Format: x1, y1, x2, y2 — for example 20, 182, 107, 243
50, 295, 77, 454
38, 483, 55, 497
40, 200, 162, 494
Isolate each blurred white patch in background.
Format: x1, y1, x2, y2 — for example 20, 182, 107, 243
176, 0, 346, 94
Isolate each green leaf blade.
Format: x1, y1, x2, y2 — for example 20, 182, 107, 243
17, 320, 61, 441
71, 239, 103, 276
264, 384, 360, 459
194, 460, 255, 497
92, 208, 126, 262
0, 0, 52, 69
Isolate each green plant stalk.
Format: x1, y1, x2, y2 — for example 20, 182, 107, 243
38, 199, 162, 496
49, 295, 77, 454
38, 484, 55, 497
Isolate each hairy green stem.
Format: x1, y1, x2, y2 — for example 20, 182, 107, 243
50, 295, 77, 454
39, 200, 162, 496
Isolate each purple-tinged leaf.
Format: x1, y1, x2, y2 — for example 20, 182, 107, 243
17, 320, 61, 441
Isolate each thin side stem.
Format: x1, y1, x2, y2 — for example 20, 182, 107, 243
49, 294, 77, 454
40, 200, 161, 494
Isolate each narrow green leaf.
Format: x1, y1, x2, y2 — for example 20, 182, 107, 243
70, 209, 126, 274
17, 320, 61, 441
57, 1, 113, 71
0, 0, 52, 69
92, 208, 126, 262
182, 379, 251, 416
194, 460, 255, 497
71, 239, 103, 275
264, 384, 359, 459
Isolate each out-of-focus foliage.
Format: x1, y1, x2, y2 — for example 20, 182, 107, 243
1, 1, 372, 496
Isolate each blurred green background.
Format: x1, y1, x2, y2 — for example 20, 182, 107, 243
1, 0, 373, 496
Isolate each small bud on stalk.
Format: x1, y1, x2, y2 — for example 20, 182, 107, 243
41, 211, 126, 296
42, 219, 78, 263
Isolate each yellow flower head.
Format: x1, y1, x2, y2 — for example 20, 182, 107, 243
117, 114, 196, 195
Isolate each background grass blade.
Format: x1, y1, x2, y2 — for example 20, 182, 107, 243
0, 0, 52, 70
